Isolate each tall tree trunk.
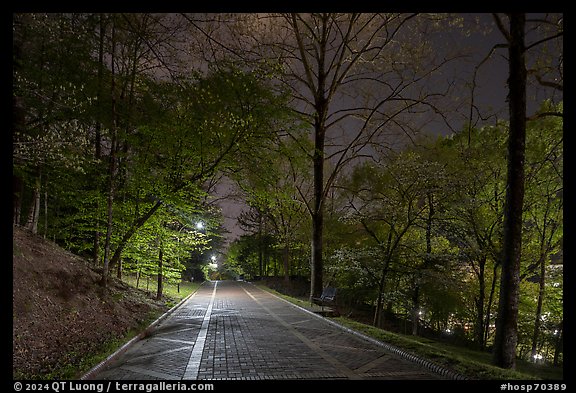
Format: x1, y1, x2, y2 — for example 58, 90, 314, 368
493, 13, 527, 370
93, 13, 106, 266
310, 122, 325, 300
113, 26, 140, 287
100, 20, 118, 288
299, 13, 329, 301
13, 16, 26, 227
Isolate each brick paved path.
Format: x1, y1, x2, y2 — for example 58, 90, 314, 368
91, 280, 444, 380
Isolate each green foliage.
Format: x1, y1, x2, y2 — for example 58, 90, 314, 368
13, 12, 293, 287
323, 101, 562, 364
13, 14, 100, 172
224, 100, 311, 281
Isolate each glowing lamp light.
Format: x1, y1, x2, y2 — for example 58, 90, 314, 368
533, 354, 544, 362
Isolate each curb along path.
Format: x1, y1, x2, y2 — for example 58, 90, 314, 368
88, 280, 450, 380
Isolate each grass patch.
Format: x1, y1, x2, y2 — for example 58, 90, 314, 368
258, 284, 562, 381
120, 275, 201, 303
332, 317, 533, 380
161, 281, 200, 303
255, 283, 311, 307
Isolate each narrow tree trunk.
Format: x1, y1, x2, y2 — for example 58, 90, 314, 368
372, 229, 394, 327
157, 246, 164, 300
484, 263, 499, 347
258, 213, 263, 278
263, 219, 271, 277
411, 285, 420, 336
373, 266, 387, 327
25, 171, 41, 234
553, 321, 563, 366
412, 193, 434, 336
283, 239, 290, 283
530, 253, 547, 361
493, 13, 527, 370
13, 175, 23, 225
93, 228, 101, 266
310, 209, 324, 298
43, 178, 48, 239
475, 258, 486, 349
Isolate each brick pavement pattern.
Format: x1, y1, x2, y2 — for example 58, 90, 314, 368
92, 280, 444, 380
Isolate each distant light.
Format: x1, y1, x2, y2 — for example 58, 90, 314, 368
196, 221, 204, 230
208, 255, 217, 269
533, 354, 544, 361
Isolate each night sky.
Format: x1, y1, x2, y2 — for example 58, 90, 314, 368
214, 13, 562, 245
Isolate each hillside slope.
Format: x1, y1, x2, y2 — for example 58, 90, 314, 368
12, 226, 168, 379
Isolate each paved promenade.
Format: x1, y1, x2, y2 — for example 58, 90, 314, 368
90, 280, 446, 380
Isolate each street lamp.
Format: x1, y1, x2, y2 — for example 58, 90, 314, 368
209, 255, 218, 269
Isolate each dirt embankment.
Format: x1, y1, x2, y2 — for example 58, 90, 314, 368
12, 226, 168, 379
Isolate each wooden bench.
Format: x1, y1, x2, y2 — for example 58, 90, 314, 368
311, 287, 339, 315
